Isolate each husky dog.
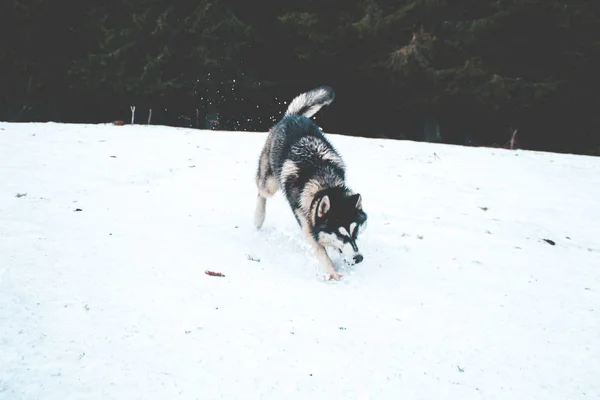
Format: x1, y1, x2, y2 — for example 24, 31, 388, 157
254, 86, 367, 280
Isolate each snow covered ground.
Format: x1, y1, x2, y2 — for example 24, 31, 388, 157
0, 121, 599, 400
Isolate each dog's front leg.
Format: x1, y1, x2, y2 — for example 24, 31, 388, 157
296, 210, 342, 280
314, 243, 342, 280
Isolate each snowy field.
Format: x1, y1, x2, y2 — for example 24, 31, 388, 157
1, 121, 599, 400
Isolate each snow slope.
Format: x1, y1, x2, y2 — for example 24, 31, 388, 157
1, 121, 599, 400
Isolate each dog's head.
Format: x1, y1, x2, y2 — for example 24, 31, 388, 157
314, 190, 368, 265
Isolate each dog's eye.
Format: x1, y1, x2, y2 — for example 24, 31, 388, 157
335, 232, 349, 242
335, 228, 352, 243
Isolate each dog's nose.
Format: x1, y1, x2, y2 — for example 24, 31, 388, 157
353, 254, 364, 264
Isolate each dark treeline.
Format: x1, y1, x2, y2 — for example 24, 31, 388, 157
1, 0, 599, 155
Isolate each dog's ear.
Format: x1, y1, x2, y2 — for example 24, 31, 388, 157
317, 195, 330, 218
351, 193, 362, 210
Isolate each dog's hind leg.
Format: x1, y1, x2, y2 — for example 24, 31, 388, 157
254, 175, 278, 228
254, 139, 279, 229
254, 194, 267, 228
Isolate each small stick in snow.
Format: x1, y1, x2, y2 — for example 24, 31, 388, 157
205, 270, 225, 277
509, 128, 518, 149
147, 108, 152, 125
503, 127, 519, 149
130, 106, 136, 124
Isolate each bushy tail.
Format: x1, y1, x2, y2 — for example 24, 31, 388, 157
284, 86, 335, 118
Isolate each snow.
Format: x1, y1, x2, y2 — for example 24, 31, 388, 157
0, 121, 599, 400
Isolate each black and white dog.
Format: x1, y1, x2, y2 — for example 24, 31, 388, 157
254, 86, 367, 280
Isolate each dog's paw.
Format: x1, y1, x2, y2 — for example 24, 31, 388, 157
328, 271, 343, 281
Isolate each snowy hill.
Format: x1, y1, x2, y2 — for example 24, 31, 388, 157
1, 122, 599, 400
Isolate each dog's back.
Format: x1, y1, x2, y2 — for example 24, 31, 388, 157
271, 115, 346, 210
254, 86, 337, 201
268, 86, 339, 177
267, 87, 345, 212
271, 115, 344, 177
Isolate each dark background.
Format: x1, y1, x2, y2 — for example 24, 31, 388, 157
1, 0, 599, 155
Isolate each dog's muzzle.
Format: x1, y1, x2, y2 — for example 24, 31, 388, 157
339, 249, 363, 265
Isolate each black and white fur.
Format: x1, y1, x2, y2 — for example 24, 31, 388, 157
254, 86, 367, 280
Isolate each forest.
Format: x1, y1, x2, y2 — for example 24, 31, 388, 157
1, 0, 599, 155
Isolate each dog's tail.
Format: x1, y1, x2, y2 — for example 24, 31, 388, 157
284, 86, 335, 118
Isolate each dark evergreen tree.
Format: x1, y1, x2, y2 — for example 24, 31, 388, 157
0, 0, 598, 153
